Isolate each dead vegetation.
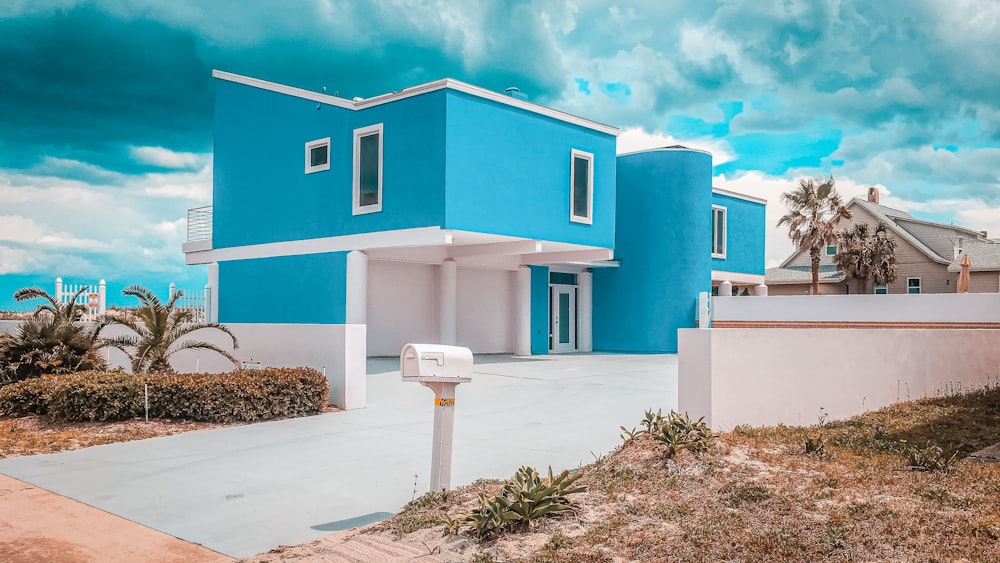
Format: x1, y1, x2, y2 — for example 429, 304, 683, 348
336, 384, 1000, 562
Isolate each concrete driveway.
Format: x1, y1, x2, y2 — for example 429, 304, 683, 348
0, 353, 676, 558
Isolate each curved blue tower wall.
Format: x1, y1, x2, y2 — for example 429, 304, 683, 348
592, 149, 713, 353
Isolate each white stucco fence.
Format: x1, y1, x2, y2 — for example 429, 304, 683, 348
683, 293, 1000, 429
0, 321, 365, 410
713, 292, 1000, 323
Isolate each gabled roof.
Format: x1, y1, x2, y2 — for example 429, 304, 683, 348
765, 265, 844, 284
780, 197, 988, 267
212, 70, 619, 136
947, 239, 1000, 272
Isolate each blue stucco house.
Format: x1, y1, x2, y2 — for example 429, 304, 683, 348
184, 71, 765, 407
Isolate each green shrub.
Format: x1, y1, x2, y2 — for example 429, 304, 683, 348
0, 367, 328, 423
466, 466, 586, 538
622, 409, 715, 456
0, 376, 58, 416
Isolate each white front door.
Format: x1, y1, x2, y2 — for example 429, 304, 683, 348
550, 284, 577, 353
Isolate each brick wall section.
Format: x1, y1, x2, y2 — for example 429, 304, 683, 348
713, 320, 1000, 329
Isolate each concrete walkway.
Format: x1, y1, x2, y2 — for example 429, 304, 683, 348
0, 354, 676, 558
0, 474, 231, 562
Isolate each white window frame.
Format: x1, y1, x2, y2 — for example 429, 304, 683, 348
907, 277, 921, 294
874, 284, 888, 295
569, 149, 594, 225
712, 205, 727, 259
826, 244, 837, 256
304, 137, 331, 174
353, 123, 383, 215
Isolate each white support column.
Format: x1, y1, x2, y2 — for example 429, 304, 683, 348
577, 270, 593, 352
55, 277, 63, 303
345, 250, 368, 325
98, 279, 106, 315
203, 284, 212, 323
439, 259, 457, 345
514, 266, 532, 356
207, 262, 220, 323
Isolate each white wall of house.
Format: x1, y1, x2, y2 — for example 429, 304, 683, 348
366, 259, 515, 356
456, 267, 514, 354
679, 327, 1000, 429
714, 293, 1000, 323
366, 260, 438, 356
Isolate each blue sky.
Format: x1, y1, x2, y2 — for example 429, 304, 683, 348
2, 0, 1000, 309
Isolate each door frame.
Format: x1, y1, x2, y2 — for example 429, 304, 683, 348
549, 283, 577, 353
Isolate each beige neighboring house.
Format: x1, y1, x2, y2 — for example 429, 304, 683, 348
767, 187, 997, 295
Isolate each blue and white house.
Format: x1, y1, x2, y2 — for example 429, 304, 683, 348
184, 71, 766, 407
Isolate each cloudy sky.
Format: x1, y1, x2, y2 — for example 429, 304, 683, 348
2, 0, 999, 308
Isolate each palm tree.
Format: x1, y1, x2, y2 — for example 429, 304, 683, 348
0, 286, 106, 384
777, 177, 853, 295
832, 222, 898, 294
98, 285, 239, 374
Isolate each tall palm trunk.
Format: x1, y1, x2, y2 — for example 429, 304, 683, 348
810, 247, 821, 295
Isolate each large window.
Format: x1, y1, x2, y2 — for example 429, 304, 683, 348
907, 278, 921, 294
712, 205, 727, 258
353, 124, 383, 215
305, 137, 330, 174
570, 149, 593, 224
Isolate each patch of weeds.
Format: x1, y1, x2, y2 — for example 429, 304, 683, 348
917, 487, 976, 510
803, 431, 827, 457
389, 513, 442, 538
654, 503, 694, 520
721, 483, 772, 507
624, 502, 643, 516
968, 517, 1000, 540
846, 502, 874, 517
468, 551, 498, 563
825, 520, 851, 549
439, 513, 463, 536
814, 477, 839, 489
543, 531, 574, 551
622, 409, 715, 456
904, 440, 962, 472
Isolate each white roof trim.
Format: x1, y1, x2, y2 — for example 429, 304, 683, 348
617, 146, 713, 158
712, 187, 767, 205
212, 70, 619, 136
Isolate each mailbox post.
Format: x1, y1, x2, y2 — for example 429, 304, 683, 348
400, 343, 472, 493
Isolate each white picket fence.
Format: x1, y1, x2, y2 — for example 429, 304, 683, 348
55, 278, 211, 323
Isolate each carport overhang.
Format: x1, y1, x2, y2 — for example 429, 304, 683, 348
185, 226, 617, 270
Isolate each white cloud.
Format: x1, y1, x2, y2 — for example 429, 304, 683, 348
130, 146, 204, 169
618, 127, 735, 164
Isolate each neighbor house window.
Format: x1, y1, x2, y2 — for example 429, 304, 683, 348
353, 124, 383, 214
874, 284, 888, 294
712, 205, 727, 258
907, 278, 921, 294
570, 149, 593, 224
826, 245, 837, 256
305, 137, 330, 174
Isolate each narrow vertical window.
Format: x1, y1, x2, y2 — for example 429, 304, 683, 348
907, 278, 921, 294
712, 205, 727, 258
570, 149, 593, 224
305, 137, 330, 174
353, 124, 383, 215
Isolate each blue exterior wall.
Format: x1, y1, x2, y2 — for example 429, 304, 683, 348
218, 252, 347, 324
444, 91, 616, 248
711, 192, 766, 275
530, 265, 549, 355
592, 149, 713, 353
212, 81, 446, 249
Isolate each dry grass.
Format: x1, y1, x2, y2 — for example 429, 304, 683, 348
357, 384, 1000, 562
0, 415, 230, 458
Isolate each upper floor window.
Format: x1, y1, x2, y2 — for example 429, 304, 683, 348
353, 124, 383, 215
826, 244, 837, 256
907, 278, 921, 294
305, 137, 330, 174
712, 205, 727, 258
570, 149, 593, 224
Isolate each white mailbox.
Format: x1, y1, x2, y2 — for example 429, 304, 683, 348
400, 343, 472, 383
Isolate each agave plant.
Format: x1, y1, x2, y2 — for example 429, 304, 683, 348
98, 284, 238, 374
465, 466, 586, 538
0, 286, 106, 384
